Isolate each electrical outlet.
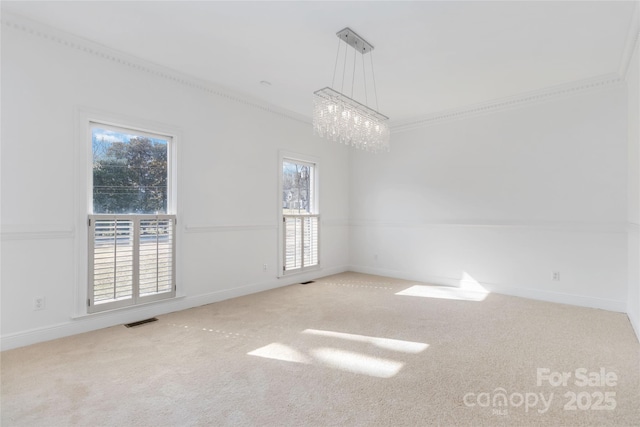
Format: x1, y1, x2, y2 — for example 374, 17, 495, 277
34, 296, 45, 311
374, 254, 378, 261
552, 271, 560, 281
263, 263, 268, 272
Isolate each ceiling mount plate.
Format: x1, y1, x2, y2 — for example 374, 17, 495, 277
336, 27, 374, 54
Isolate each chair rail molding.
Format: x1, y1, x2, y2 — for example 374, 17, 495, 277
1, 224, 75, 241
349, 219, 629, 234
183, 222, 277, 234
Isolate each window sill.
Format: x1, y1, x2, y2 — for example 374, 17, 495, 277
72, 294, 186, 320
278, 265, 322, 279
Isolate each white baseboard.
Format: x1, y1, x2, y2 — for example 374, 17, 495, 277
0, 265, 349, 351
628, 306, 640, 344
348, 265, 627, 313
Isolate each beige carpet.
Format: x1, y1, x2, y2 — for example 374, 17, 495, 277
2, 272, 639, 426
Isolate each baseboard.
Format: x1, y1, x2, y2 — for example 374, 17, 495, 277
627, 305, 640, 342
0, 265, 349, 351
627, 313, 640, 342
348, 265, 627, 313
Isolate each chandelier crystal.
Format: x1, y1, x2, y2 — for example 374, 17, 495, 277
312, 28, 390, 153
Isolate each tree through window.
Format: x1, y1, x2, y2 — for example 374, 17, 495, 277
93, 129, 168, 214
282, 161, 312, 214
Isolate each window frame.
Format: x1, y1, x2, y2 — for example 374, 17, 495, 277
278, 151, 320, 277
75, 109, 180, 316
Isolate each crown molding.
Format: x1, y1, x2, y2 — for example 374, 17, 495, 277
2, 10, 632, 134
389, 3, 637, 133
1, 12, 311, 125
619, 2, 640, 80
389, 73, 624, 133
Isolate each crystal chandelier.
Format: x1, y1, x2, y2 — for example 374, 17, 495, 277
313, 28, 390, 153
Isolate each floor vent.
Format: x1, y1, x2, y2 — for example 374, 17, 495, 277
124, 317, 158, 328
300, 281, 315, 285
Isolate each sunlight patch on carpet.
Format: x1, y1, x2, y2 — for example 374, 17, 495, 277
247, 344, 403, 378
396, 285, 488, 301
311, 348, 404, 378
302, 329, 428, 354
396, 272, 489, 302
247, 330, 421, 378
247, 343, 311, 364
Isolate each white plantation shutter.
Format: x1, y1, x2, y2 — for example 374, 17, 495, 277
283, 215, 319, 273
92, 218, 134, 304
89, 215, 176, 312
139, 217, 175, 297
303, 216, 319, 267
284, 216, 302, 271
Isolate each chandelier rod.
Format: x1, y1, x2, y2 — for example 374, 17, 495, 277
362, 53, 368, 107
351, 43, 356, 98
331, 37, 341, 89
341, 37, 348, 93
370, 50, 380, 112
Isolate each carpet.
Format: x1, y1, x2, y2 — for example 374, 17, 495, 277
2, 272, 639, 426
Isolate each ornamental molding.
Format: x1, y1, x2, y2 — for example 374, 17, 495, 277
2, 12, 310, 125
3, 10, 636, 133
389, 74, 623, 133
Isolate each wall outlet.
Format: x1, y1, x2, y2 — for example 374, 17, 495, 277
552, 271, 560, 281
263, 263, 268, 272
374, 254, 378, 261
34, 296, 45, 311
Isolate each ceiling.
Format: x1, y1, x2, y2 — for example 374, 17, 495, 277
2, 1, 636, 124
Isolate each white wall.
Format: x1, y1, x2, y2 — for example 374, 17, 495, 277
350, 86, 629, 311
0, 18, 350, 349
627, 32, 640, 341
1, 12, 636, 350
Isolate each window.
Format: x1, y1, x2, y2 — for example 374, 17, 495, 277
281, 156, 319, 274
88, 123, 176, 312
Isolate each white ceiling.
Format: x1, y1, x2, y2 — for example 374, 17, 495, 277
2, 1, 636, 124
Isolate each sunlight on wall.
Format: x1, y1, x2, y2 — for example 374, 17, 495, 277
459, 272, 488, 292
302, 329, 428, 353
395, 272, 489, 302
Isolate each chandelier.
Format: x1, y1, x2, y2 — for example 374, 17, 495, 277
313, 28, 390, 153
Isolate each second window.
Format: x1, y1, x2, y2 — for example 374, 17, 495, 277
282, 157, 319, 274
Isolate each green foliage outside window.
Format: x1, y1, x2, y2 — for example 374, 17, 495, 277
93, 128, 168, 214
